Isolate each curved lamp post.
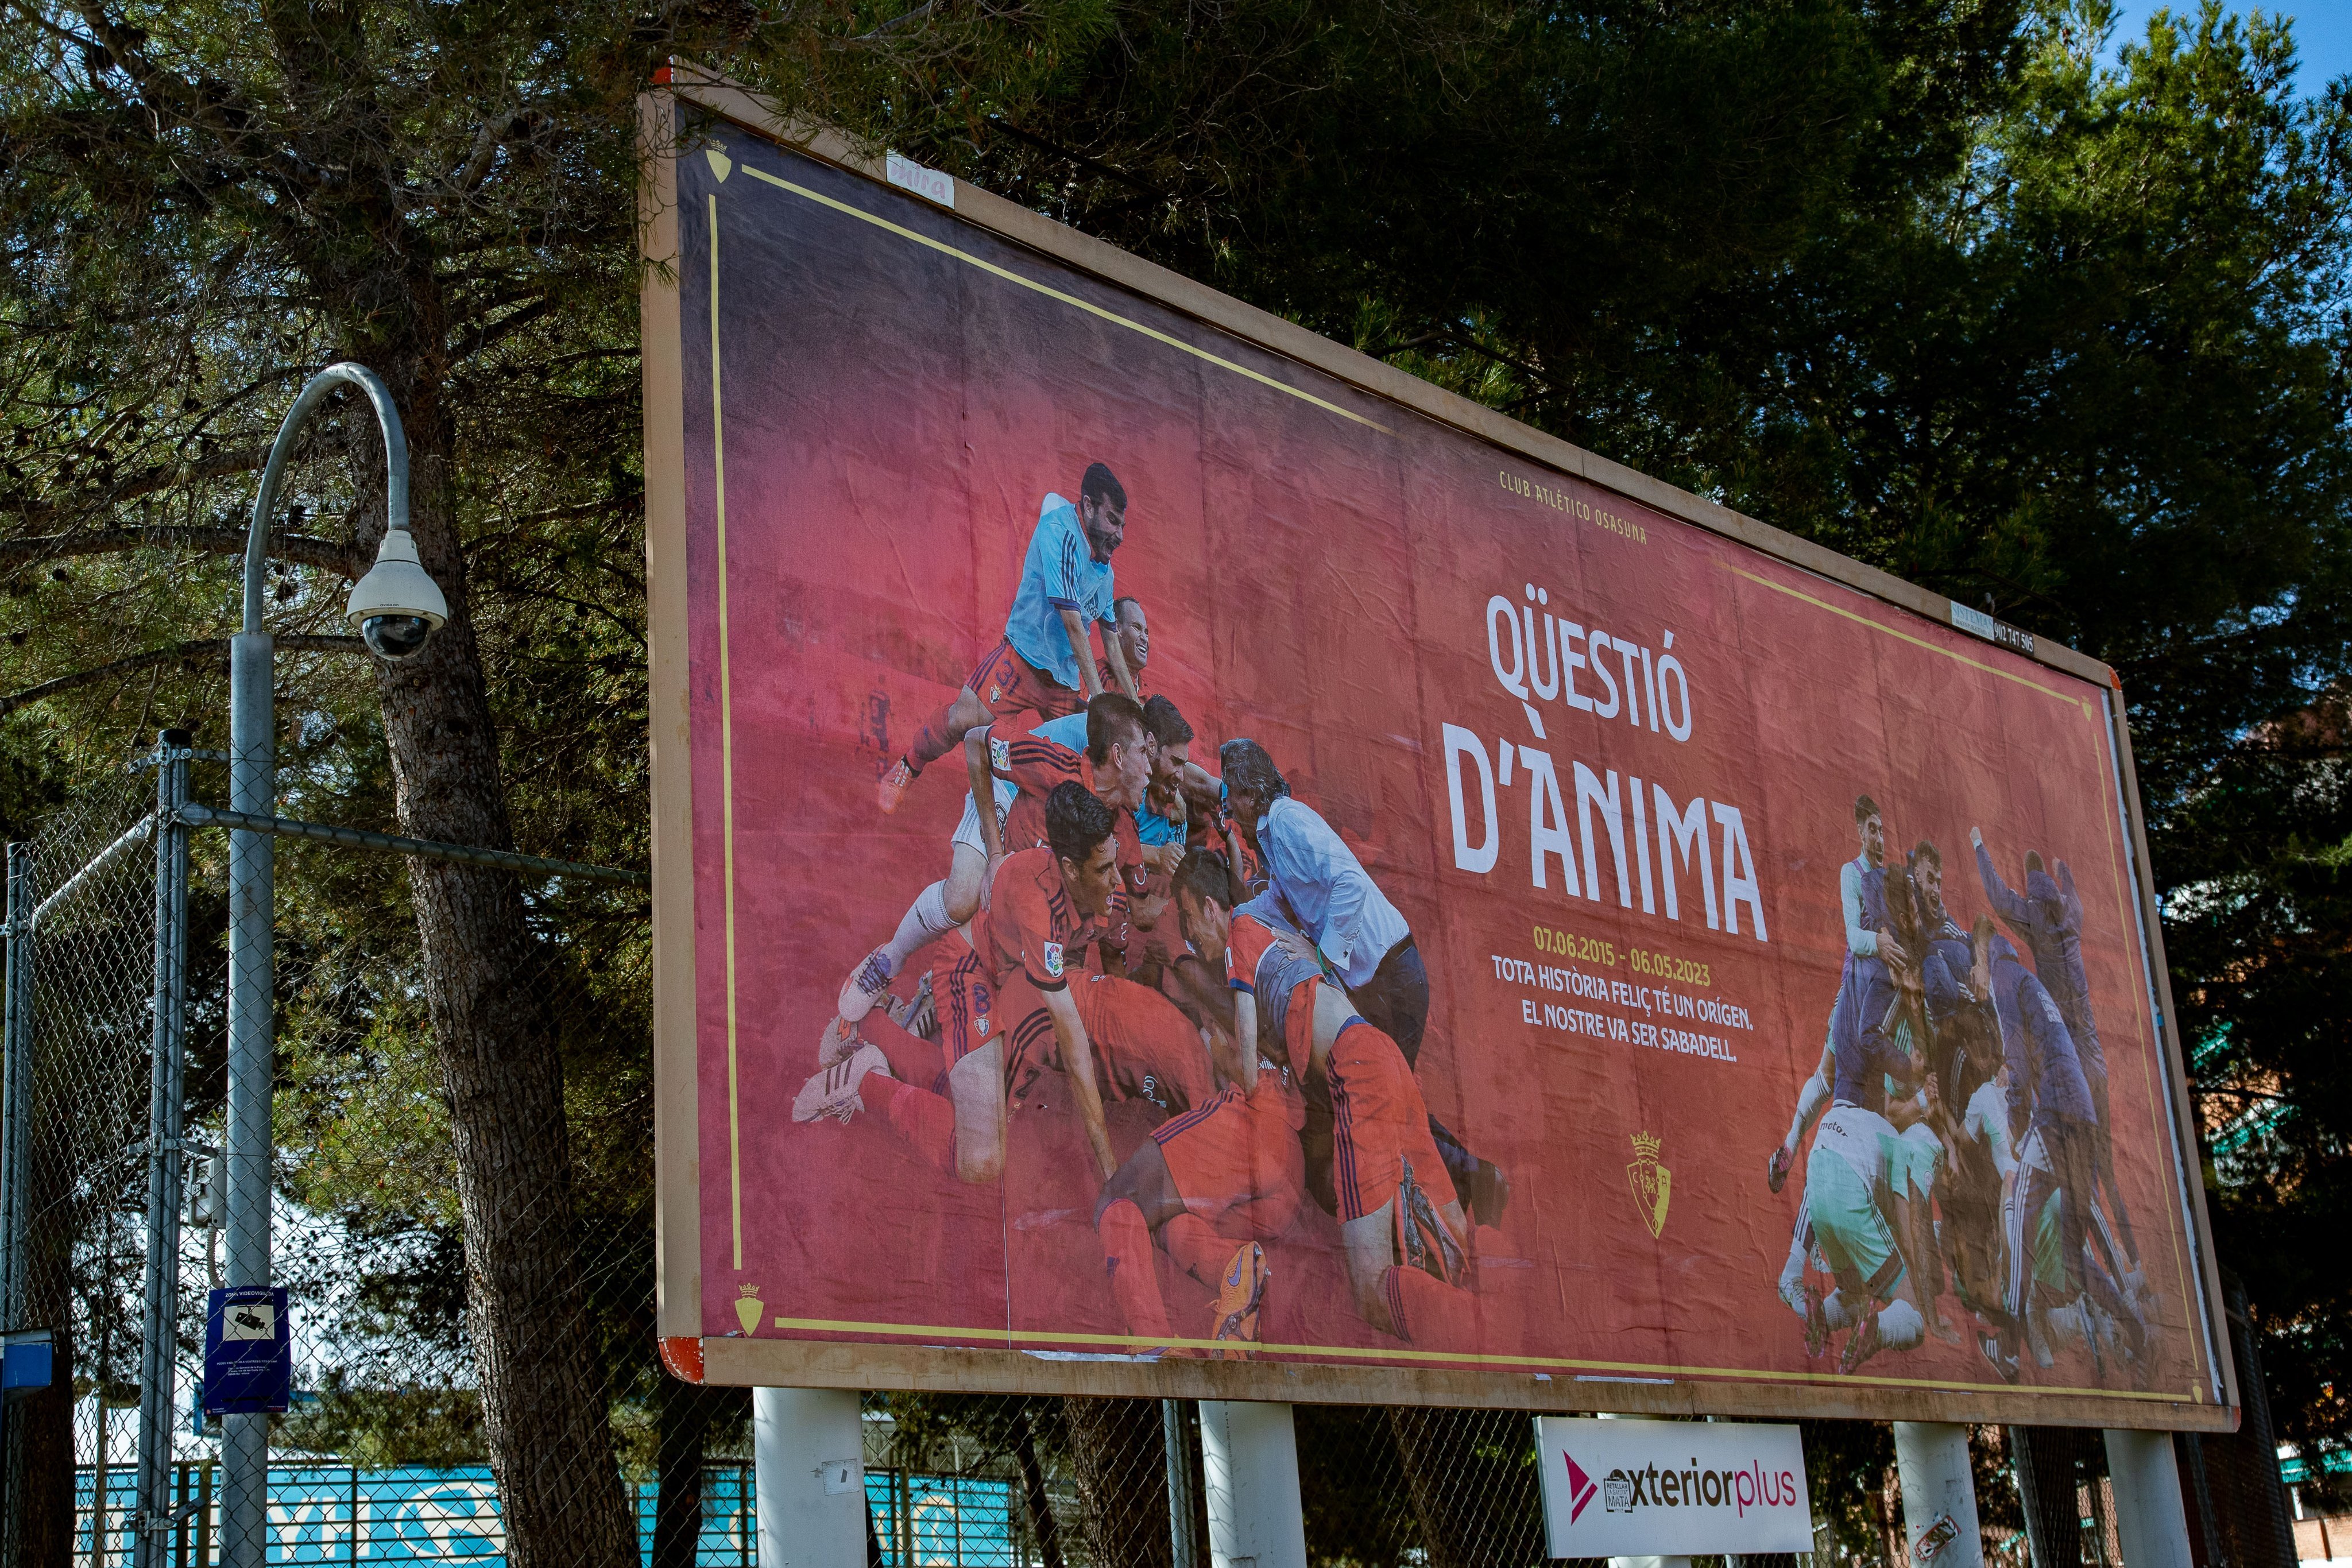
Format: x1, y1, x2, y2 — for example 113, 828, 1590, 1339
220, 364, 445, 1568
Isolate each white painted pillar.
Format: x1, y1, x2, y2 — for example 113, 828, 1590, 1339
1893, 1422, 1984, 1568
1200, 1400, 1307, 1568
2105, 1428, 2194, 1568
753, 1386, 867, 1567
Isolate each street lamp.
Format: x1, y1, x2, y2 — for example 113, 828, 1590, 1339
219, 363, 442, 1568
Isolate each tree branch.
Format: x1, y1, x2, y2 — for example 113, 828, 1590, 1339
1, 634, 366, 717
0, 525, 364, 578
0, 442, 275, 525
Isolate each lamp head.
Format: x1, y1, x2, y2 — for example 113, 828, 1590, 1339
346, 528, 447, 660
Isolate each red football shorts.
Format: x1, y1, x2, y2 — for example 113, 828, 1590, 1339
968, 638, 1086, 721
931, 946, 996, 1079
1325, 1018, 1454, 1224
992, 970, 1214, 1113
1152, 1080, 1306, 1236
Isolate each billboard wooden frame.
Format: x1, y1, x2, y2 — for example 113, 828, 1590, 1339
639, 75, 2238, 1431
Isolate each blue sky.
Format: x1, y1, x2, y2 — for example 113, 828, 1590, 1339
2103, 0, 2352, 95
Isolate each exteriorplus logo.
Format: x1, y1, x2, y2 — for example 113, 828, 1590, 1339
1599, 1458, 1802, 1517
1562, 1453, 1597, 1523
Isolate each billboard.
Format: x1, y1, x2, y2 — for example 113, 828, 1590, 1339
642, 83, 2234, 1430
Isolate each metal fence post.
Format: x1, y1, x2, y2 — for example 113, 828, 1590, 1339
221, 627, 273, 1568
1165, 1399, 1198, 1568
0, 841, 28, 1562
133, 733, 192, 1568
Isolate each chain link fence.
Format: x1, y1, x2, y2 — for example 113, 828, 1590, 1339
0, 754, 2301, 1568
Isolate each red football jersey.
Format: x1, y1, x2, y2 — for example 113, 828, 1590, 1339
978, 847, 1107, 993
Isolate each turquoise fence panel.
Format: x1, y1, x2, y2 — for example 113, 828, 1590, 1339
864, 1470, 1019, 1566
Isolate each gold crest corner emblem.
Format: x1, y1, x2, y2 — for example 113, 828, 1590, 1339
734, 1284, 764, 1335
1626, 1133, 1672, 1238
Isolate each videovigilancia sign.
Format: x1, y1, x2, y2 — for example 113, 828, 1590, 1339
1535, 1416, 1813, 1558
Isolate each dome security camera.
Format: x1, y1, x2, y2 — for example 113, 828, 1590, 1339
346, 528, 448, 660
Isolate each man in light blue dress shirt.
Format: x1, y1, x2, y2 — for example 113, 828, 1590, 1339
1218, 739, 1506, 1226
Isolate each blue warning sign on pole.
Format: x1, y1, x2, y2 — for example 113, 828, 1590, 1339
203, 1286, 290, 1415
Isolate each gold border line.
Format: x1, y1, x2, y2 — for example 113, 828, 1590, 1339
738, 164, 1391, 435
1718, 562, 2080, 705
710, 190, 744, 1272
765, 1316, 2196, 1403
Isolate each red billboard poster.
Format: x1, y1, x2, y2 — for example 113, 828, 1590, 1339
641, 89, 2234, 1429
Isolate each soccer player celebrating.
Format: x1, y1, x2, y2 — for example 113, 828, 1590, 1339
1768, 794, 1902, 1193
1100, 597, 1150, 696
967, 693, 1163, 943
793, 783, 1214, 1186
1094, 853, 1305, 1356
1799, 967, 1936, 1372
1971, 826, 2134, 1267
1217, 739, 1507, 1229
1972, 916, 2146, 1383
819, 694, 1154, 1058
876, 464, 1142, 813
1167, 847, 1480, 1345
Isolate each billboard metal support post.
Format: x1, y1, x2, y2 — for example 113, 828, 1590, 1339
2105, 1428, 2192, 1568
131, 734, 191, 1568
222, 362, 429, 1568
1893, 1423, 1983, 1568
1200, 1401, 1306, 1568
751, 1387, 864, 1565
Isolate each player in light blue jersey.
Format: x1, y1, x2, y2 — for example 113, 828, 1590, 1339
879, 464, 1140, 813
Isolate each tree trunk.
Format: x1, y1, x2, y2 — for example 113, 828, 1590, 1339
362, 367, 635, 1568
1063, 1396, 1171, 1568
652, 1379, 718, 1568
1012, 1406, 1067, 1568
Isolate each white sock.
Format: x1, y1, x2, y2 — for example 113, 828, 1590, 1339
1821, 1290, 1856, 1331
1778, 1213, 1811, 1315
882, 881, 956, 974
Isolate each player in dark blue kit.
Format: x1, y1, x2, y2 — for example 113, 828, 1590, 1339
1769, 796, 1909, 1193
1796, 954, 1937, 1372
1972, 826, 2136, 1269
1972, 917, 2147, 1383
1912, 841, 2011, 1327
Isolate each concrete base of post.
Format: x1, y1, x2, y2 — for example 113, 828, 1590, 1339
1894, 1422, 1984, 1568
1201, 1400, 1307, 1568
2106, 1428, 2192, 1568
753, 1387, 866, 1567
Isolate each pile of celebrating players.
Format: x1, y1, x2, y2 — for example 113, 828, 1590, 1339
1762, 796, 2153, 1384
792, 466, 1510, 1357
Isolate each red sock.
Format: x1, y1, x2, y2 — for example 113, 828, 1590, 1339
1163, 1213, 1235, 1287
873, 1032, 944, 1092
1381, 1266, 1478, 1348
869, 1074, 956, 1176
904, 700, 964, 777
1097, 1199, 1173, 1343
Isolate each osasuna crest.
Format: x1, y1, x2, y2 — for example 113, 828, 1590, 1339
1627, 1132, 1671, 1238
